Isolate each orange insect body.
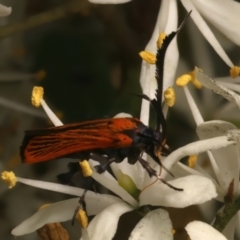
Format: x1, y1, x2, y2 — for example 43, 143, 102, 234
21, 118, 145, 164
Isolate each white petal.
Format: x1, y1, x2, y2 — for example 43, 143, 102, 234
161, 136, 236, 179
185, 221, 227, 240
140, 0, 170, 124
17, 176, 123, 209
181, 0, 233, 67
162, 0, 179, 92
88, 0, 131, 3
140, 62, 151, 125
89, 160, 139, 207
191, 0, 240, 46
114, 112, 132, 118
139, 175, 217, 207
197, 121, 240, 196
12, 194, 124, 236
0, 95, 46, 119
183, 85, 204, 126
82, 202, 133, 240
195, 68, 240, 110
0, 4, 11, 17
12, 198, 79, 236
129, 209, 173, 240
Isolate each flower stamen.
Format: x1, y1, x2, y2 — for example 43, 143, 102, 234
77, 209, 88, 229
31, 86, 44, 107
79, 160, 92, 177
188, 155, 198, 168
139, 51, 156, 64
1, 171, 17, 188
164, 87, 175, 107
230, 66, 240, 78
176, 69, 202, 89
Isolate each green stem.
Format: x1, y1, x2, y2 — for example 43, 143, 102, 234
0, 1, 91, 40
213, 195, 240, 231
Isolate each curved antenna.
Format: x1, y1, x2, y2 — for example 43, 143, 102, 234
153, 11, 192, 136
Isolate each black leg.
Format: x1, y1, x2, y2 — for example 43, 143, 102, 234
138, 156, 183, 191
138, 156, 157, 177
94, 158, 116, 173
72, 189, 88, 226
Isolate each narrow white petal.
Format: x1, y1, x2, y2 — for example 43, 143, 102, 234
195, 68, 240, 110
145, 0, 170, 52
88, 0, 131, 3
162, 0, 179, 92
12, 198, 79, 236
82, 202, 133, 240
0, 96, 46, 118
191, 0, 240, 46
89, 160, 139, 207
0, 4, 11, 16
129, 209, 173, 240
17, 176, 123, 210
161, 136, 236, 179
140, 63, 151, 125
197, 121, 240, 195
40, 99, 63, 126
0, 72, 35, 82
12, 195, 124, 236
139, 175, 217, 207
140, 0, 170, 124
183, 85, 204, 126
185, 221, 227, 240
181, 0, 233, 67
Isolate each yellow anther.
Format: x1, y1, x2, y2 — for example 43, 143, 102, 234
164, 87, 175, 107
31, 86, 44, 107
35, 70, 46, 81
188, 155, 198, 168
79, 160, 92, 177
230, 66, 240, 78
176, 73, 192, 86
1, 171, 17, 189
77, 209, 88, 229
39, 204, 50, 210
157, 32, 167, 49
172, 229, 176, 235
176, 69, 202, 89
139, 51, 156, 64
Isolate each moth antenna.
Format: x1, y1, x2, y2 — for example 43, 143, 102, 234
153, 11, 192, 135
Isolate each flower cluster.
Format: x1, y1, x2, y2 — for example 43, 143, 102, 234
1, 0, 240, 239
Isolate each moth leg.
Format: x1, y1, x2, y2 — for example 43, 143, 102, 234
94, 158, 116, 174
137, 156, 157, 177
138, 156, 183, 191
72, 189, 88, 226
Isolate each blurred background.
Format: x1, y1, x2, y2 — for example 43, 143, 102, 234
0, 0, 240, 239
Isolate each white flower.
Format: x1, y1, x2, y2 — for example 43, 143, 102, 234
186, 221, 228, 240
176, 68, 240, 239
0, 4, 11, 17
10, 91, 234, 238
